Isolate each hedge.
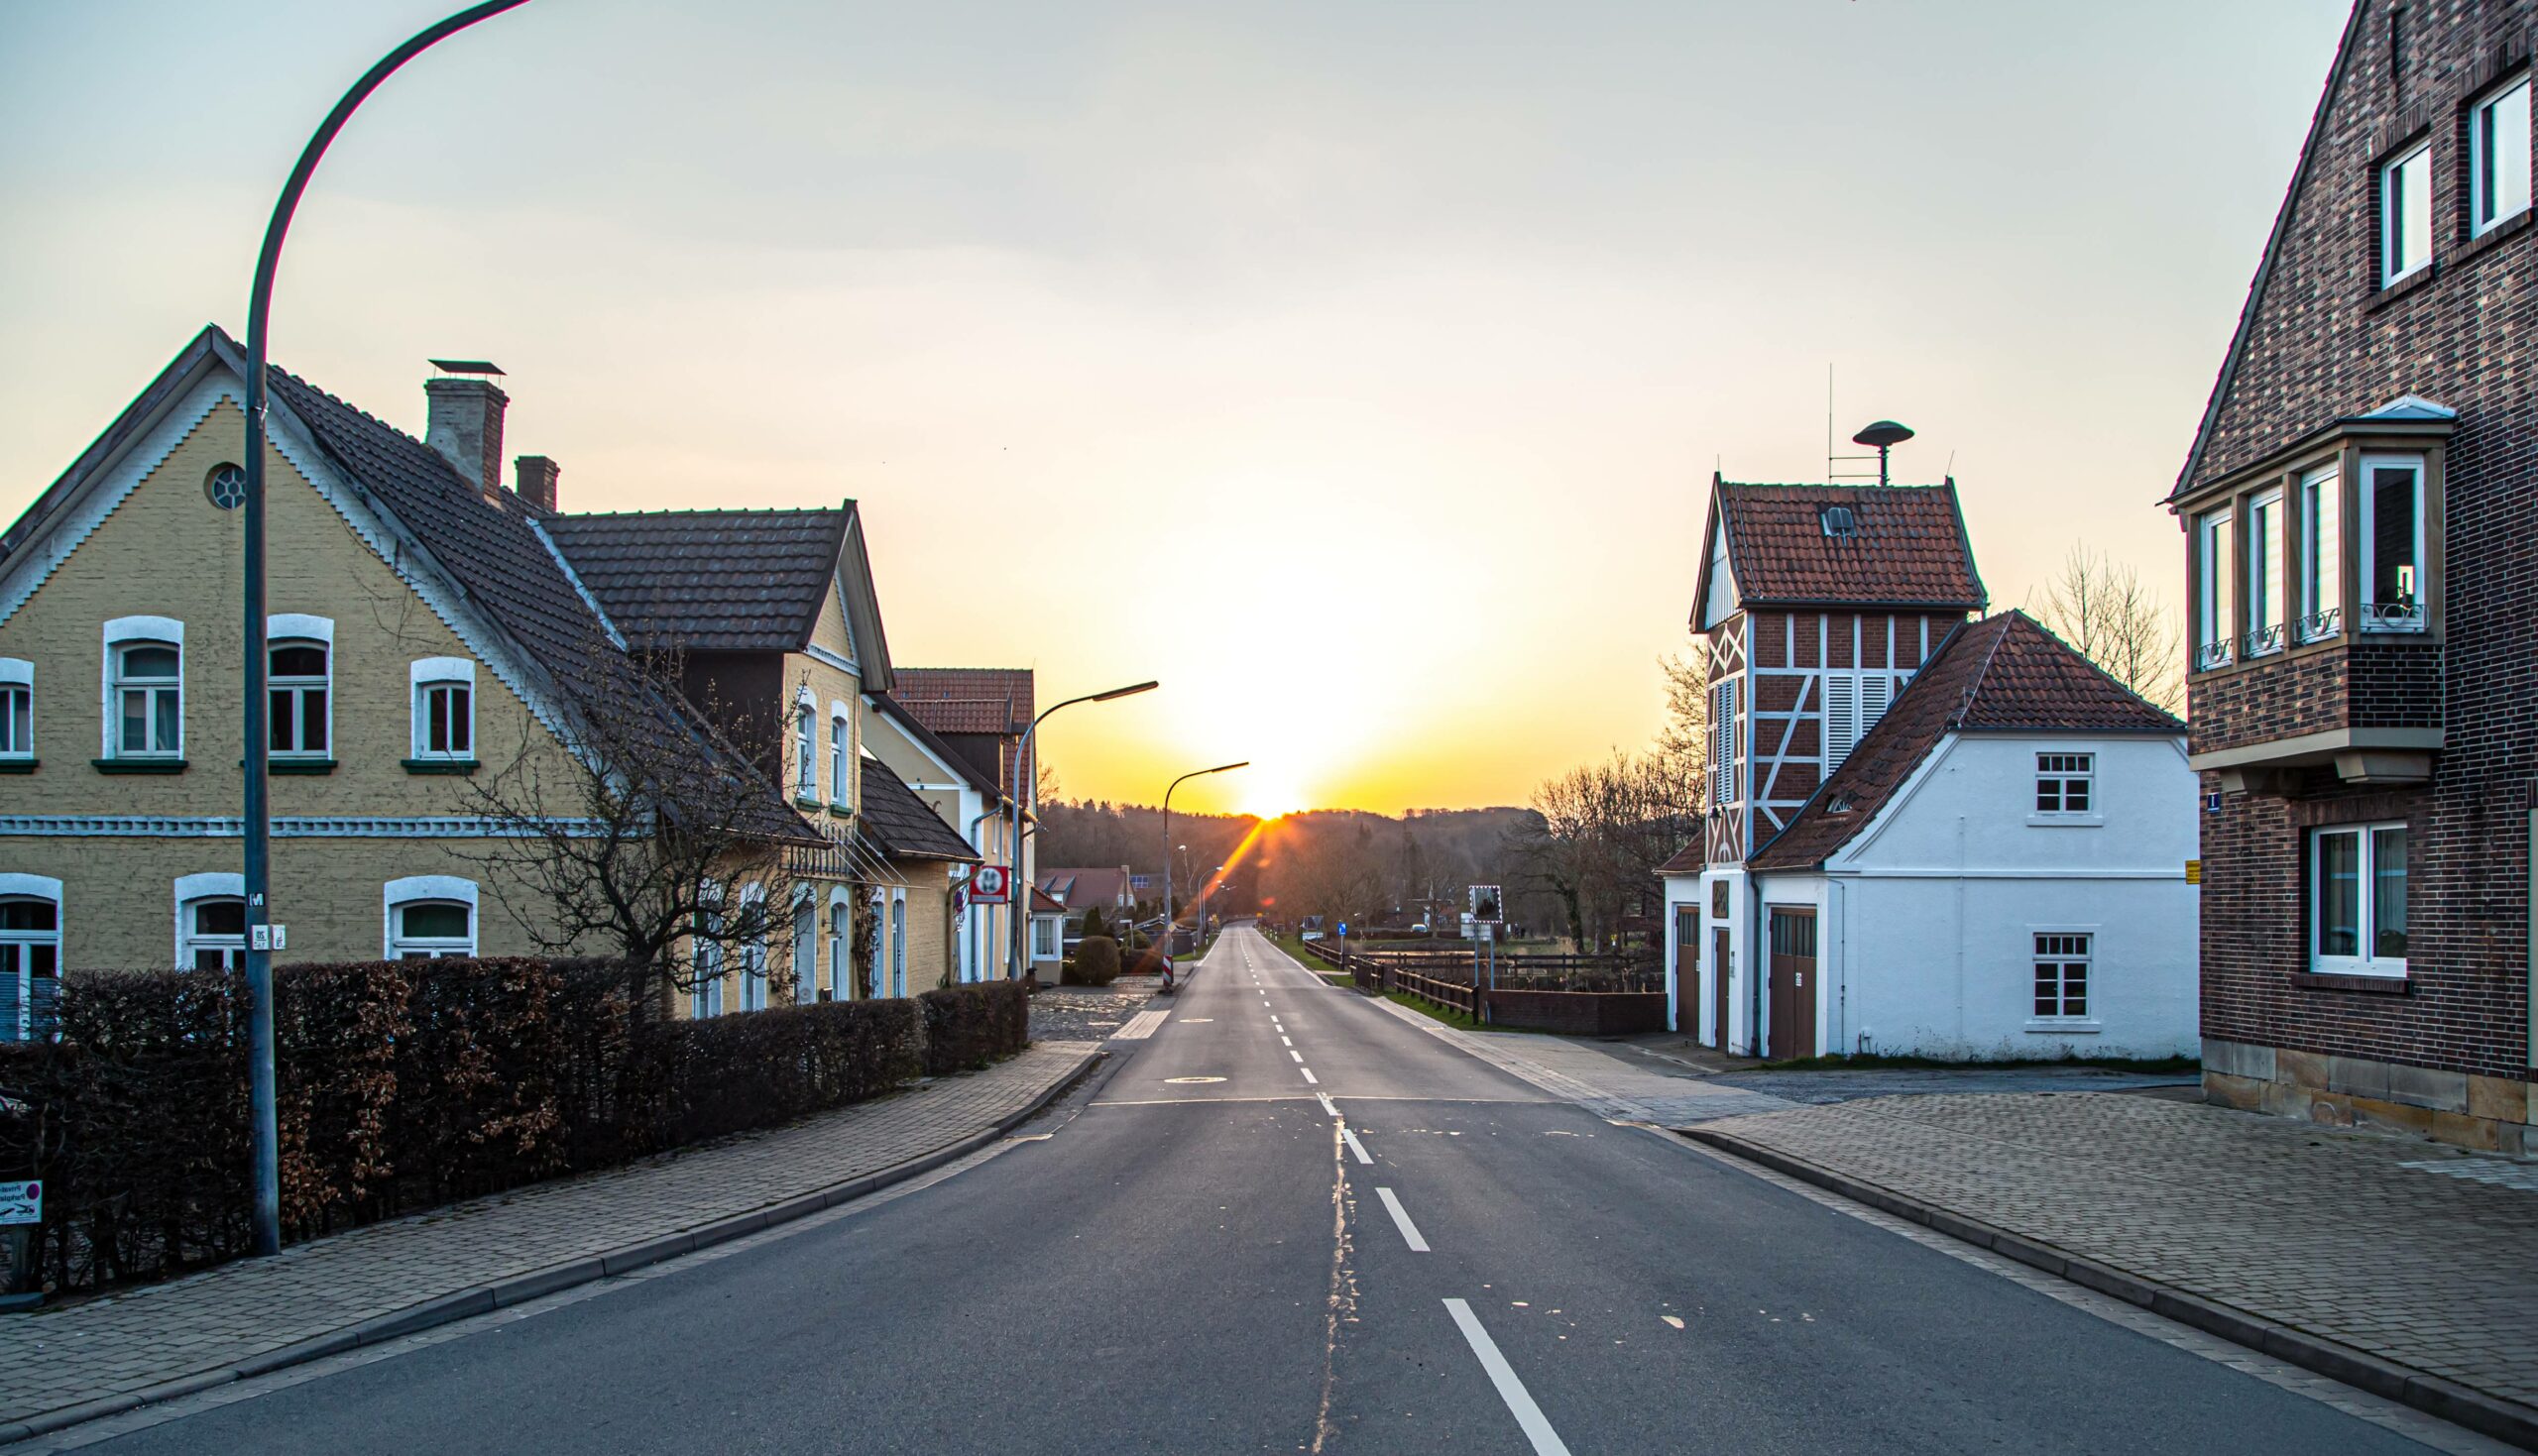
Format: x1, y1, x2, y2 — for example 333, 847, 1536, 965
1067, 936, 1121, 986
917, 981, 1031, 1075
0, 957, 938, 1293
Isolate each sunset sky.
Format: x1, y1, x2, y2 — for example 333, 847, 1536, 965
0, 1, 2347, 818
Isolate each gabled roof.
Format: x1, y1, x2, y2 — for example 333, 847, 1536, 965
1030, 885, 1069, 915
1656, 842, 1705, 877
1036, 866, 1133, 911
1750, 612, 2181, 870
891, 668, 1034, 733
541, 509, 850, 652
855, 755, 981, 862
1693, 478, 1986, 625
2168, 0, 2368, 500
866, 692, 1003, 802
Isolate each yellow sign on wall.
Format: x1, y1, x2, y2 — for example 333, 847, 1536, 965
2185, 859, 2203, 885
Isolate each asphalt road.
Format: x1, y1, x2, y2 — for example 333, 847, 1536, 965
77, 926, 2470, 1455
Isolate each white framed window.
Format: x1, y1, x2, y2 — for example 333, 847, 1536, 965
827, 895, 851, 1001
889, 890, 908, 997
738, 884, 769, 1011
174, 871, 247, 971
792, 900, 815, 1003
2034, 752, 2095, 815
1032, 915, 1058, 959
1709, 678, 1738, 805
0, 875, 62, 1043
0, 658, 31, 761
409, 658, 476, 760
104, 616, 184, 759
2245, 488, 2285, 656
2031, 932, 2091, 1021
2297, 463, 2343, 641
794, 704, 817, 798
2359, 455, 2428, 631
2194, 508, 2236, 670
383, 875, 478, 959
2472, 74, 2531, 237
269, 643, 329, 760
2312, 823, 2408, 977
692, 903, 725, 1019
1820, 672, 1895, 772
2380, 139, 2433, 285
829, 706, 851, 806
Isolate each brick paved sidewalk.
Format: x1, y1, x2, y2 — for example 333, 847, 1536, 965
1690, 1093, 2538, 1434
0, 1041, 1101, 1439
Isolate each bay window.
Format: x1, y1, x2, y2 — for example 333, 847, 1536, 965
2360, 455, 2427, 630
2311, 823, 2407, 976
2194, 508, 2236, 670
2472, 74, 2531, 237
2296, 463, 2342, 641
2245, 488, 2285, 656
2381, 139, 2433, 285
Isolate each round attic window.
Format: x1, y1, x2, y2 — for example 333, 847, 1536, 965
204, 463, 247, 510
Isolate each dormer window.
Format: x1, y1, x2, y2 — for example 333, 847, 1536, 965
1819, 504, 1857, 539
2380, 139, 2433, 285
2472, 74, 2531, 237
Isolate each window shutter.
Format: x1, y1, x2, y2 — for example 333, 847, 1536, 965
0, 968, 21, 1044
1824, 674, 1860, 770
1862, 673, 1894, 729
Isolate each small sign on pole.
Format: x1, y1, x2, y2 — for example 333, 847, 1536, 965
2185, 859, 2203, 885
0, 1181, 40, 1226
971, 865, 1012, 905
1468, 884, 1503, 925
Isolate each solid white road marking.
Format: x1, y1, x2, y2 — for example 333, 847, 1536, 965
1301, 1067, 1319, 1084
1315, 1092, 1339, 1117
1376, 1187, 1431, 1252
1342, 1127, 1373, 1165
1443, 1298, 1573, 1456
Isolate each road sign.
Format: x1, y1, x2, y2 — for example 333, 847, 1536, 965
972, 865, 1012, 904
0, 1182, 40, 1226
1468, 884, 1503, 924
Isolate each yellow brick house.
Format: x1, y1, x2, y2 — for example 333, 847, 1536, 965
0, 326, 967, 1027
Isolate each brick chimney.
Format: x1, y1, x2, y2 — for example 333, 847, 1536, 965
515, 455, 560, 512
423, 361, 508, 497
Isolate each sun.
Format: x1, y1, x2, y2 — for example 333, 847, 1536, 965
1237, 772, 1305, 821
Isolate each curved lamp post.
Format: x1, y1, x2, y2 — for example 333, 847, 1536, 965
1162, 761, 1245, 959
239, 0, 535, 1257
1007, 681, 1157, 979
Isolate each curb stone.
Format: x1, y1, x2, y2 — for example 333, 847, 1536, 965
0, 1045, 1107, 1448
1681, 1125, 2538, 1453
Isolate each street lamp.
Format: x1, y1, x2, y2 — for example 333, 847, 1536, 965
237, 0, 533, 1259
1197, 862, 1225, 946
1163, 761, 1246, 959
1007, 680, 1157, 980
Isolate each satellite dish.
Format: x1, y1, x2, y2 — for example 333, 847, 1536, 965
1851, 420, 1914, 449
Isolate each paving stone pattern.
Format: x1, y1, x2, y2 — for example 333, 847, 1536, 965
1700, 1092, 2538, 1411
0, 1042, 1100, 1432
1027, 983, 1155, 1043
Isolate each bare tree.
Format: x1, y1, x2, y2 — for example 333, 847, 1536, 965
1654, 643, 1712, 794
453, 633, 818, 1019
1518, 749, 1700, 952
2032, 544, 2186, 714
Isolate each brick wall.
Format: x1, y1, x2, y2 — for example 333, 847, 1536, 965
2184, 0, 2534, 1081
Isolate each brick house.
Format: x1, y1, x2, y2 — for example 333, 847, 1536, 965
2168, 0, 2537, 1150
0, 326, 965, 1027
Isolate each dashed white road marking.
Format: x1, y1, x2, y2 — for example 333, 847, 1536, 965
1315, 1092, 1339, 1117
1289, 1050, 1305, 1064
1341, 1127, 1373, 1165
1301, 1067, 1319, 1084
1443, 1298, 1572, 1456
1281, 1036, 1293, 1047
1376, 1187, 1431, 1252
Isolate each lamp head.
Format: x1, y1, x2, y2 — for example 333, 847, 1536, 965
1094, 680, 1160, 702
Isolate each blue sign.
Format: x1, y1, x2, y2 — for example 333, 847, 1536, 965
1337, 922, 1348, 937
2204, 791, 2224, 814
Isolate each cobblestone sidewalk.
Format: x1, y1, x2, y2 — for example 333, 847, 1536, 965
1691, 1092, 2538, 1429
0, 1042, 1102, 1439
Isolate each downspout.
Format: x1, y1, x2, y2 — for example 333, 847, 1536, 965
1831, 875, 1847, 1058
1955, 816, 1968, 1050
969, 802, 1000, 983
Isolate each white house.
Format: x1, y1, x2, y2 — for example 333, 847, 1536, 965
1660, 473, 2198, 1064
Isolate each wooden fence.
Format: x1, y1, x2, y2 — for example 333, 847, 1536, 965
1300, 941, 1668, 1036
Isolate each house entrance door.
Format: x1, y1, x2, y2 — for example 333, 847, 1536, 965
1673, 907, 1700, 1035
1712, 928, 1731, 1051
1767, 907, 1817, 1061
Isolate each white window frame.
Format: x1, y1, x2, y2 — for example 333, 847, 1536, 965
1032, 914, 1059, 959
692, 886, 727, 1018
793, 704, 817, 798
2296, 463, 2343, 642
2310, 822, 2408, 978
792, 895, 816, 1004
409, 657, 477, 760
103, 616, 184, 759
1710, 678, 1738, 805
0, 658, 31, 761
2358, 454, 2428, 631
2381, 139, 2434, 286
738, 883, 769, 1011
2194, 509, 2235, 670
2027, 929, 2097, 1028
829, 702, 852, 808
2244, 487, 2285, 657
267, 616, 334, 761
2031, 751, 2099, 823
889, 889, 908, 997
173, 871, 247, 971
2472, 73, 2532, 238
383, 875, 479, 958
0, 874, 62, 1044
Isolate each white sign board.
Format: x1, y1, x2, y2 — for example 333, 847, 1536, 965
0, 1181, 41, 1226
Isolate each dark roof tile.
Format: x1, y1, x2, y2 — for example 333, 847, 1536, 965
858, 756, 981, 862
541, 509, 847, 652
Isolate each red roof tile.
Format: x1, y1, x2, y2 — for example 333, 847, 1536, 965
1704, 481, 1986, 614
1749, 612, 2180, 870
1656, 842, 1705, 876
